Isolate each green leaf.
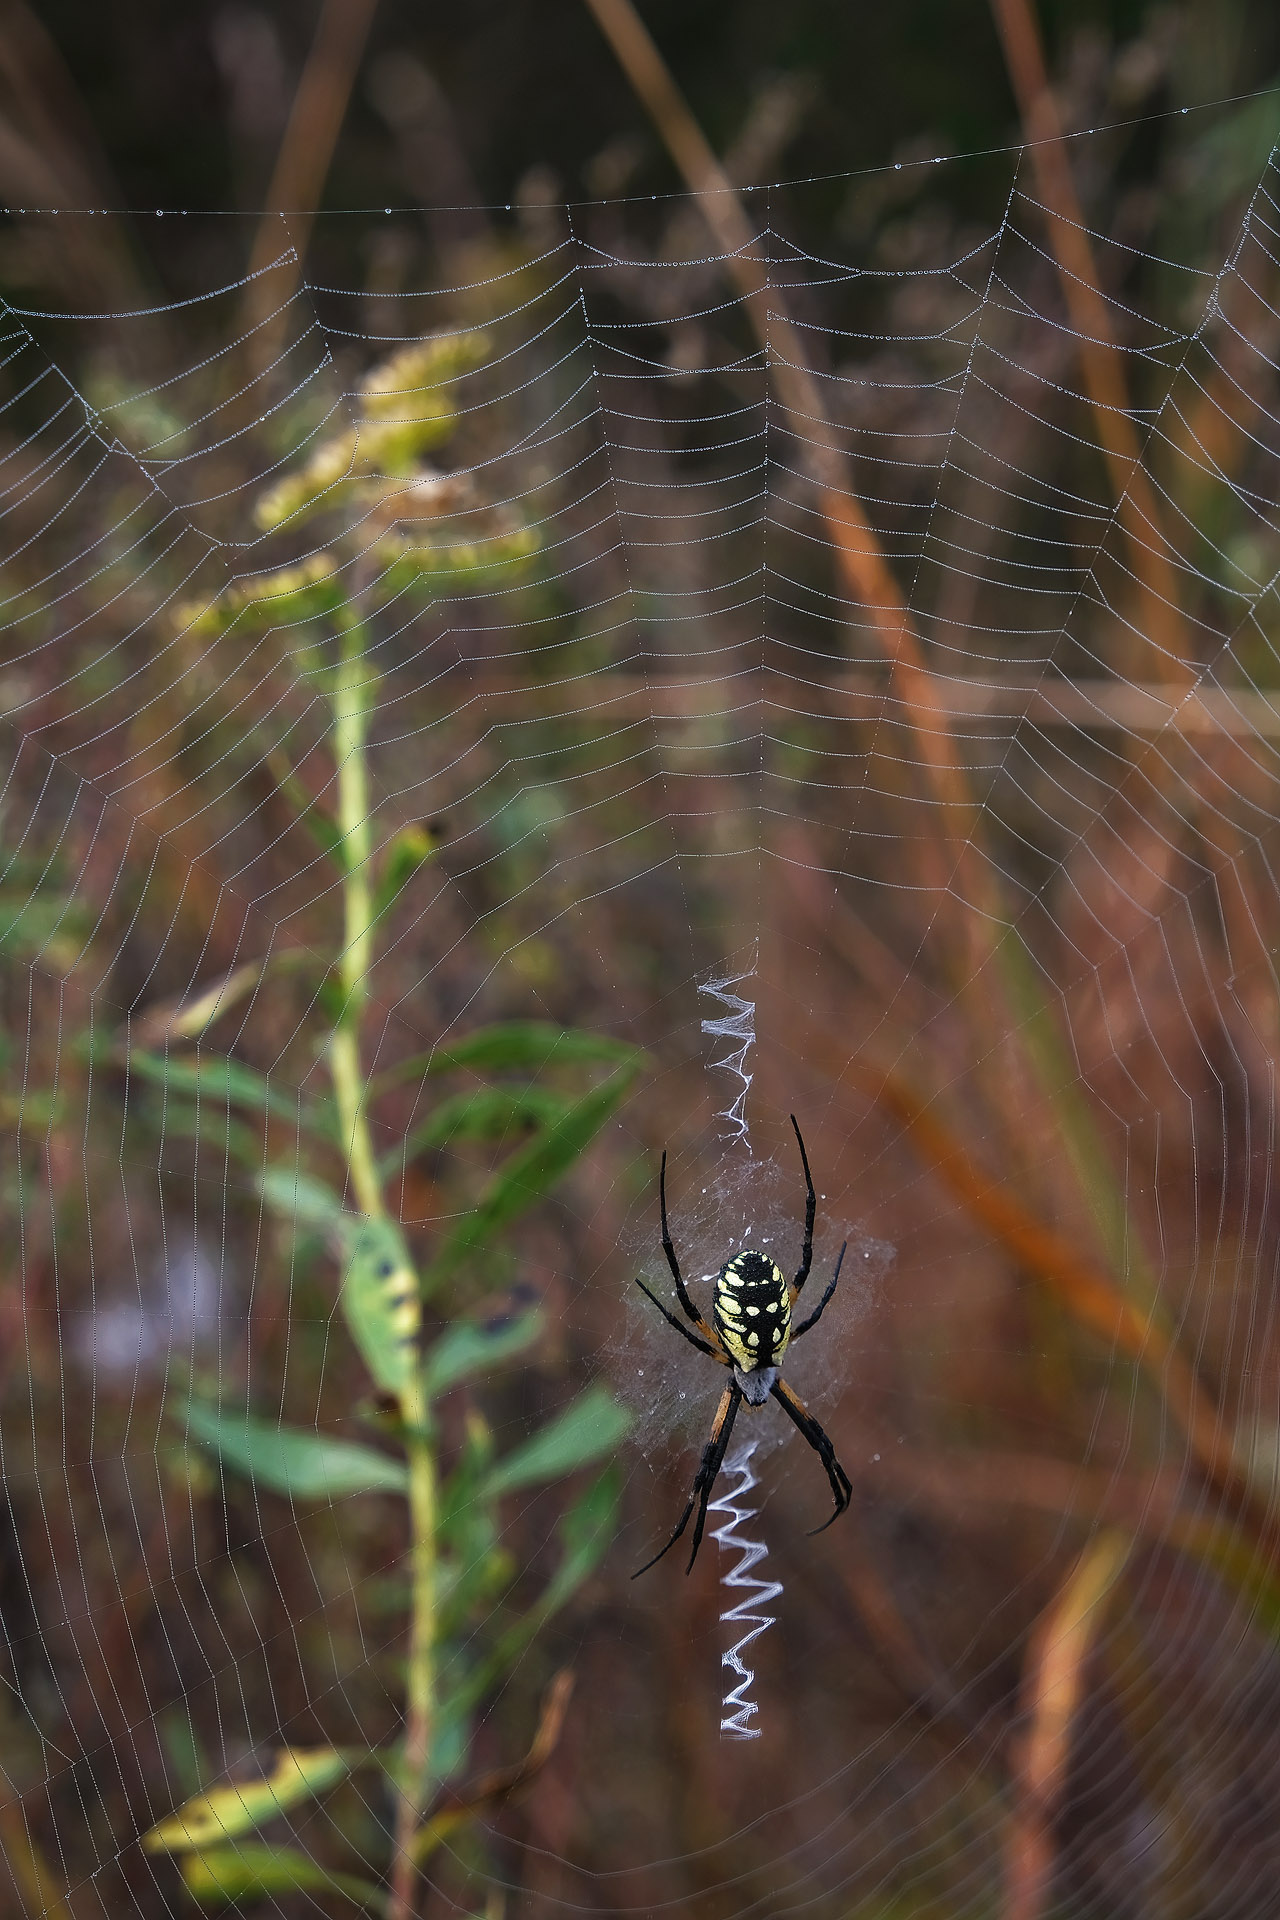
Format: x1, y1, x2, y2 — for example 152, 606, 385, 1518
179, 1843, 382, 1910
372, 1023, 642, 1095
437, 1469, 621, 1741
178, 1398, 408, 1499
142, 1748, 349, 1851
422, 1308, 545, 1399
261, 748, 348, 870
390, 1086, 570, 1172
435, 1533, 515, 1643
253, 1178, 424, 1402
374, 820, 446, 920
480, 1386, 631, 1498
258, 1165, 346, 1232
128, 1051, 322, 1130
339, 1215, 421, 1399
147, 1099, 263, 1170
546, 1462, 624, 1600
1171, 1509, 1280, 1642
426, 1065, 640, 1287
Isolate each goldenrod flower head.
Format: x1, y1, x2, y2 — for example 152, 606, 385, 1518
173, 554, 341, 634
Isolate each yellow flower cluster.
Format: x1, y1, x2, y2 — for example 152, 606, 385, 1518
254, 332, 490, 531
379, 520, 541, 589
175, 553, 341, 636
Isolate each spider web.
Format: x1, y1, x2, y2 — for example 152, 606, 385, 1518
4, 90, 1280, 1919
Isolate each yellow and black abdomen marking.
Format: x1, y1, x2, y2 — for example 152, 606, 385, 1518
713, 1250, 791, 1374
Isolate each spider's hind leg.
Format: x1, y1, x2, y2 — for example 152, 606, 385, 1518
632, 1383, 742, 1577
771, 1377, 852, 1533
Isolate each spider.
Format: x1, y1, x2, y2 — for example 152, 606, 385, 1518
633, 1115, 852, 1576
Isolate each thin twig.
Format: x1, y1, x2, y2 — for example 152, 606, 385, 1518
988, 0, 1191, 687
410, 1670, 576, 1866
241, 0, 381, 365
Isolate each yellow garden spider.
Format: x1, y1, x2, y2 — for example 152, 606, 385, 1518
633, 1116, 852, 1576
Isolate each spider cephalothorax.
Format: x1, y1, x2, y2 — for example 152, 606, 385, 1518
633, 1117, 852, 1575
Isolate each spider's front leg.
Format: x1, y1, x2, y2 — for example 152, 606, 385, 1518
793, 1240, 847, 1338
790, 1115, 817, 1294
633, 1277, 725, 1361
632, 1383, 742, 1578
659, 1151, 718, 1343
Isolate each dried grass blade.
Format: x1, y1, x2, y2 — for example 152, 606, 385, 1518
853, 1056, 1250, 1509
1003, 1532, 1129, 1920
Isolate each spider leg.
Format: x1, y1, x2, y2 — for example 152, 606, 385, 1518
793, 1240, 847, 1339
790, 1115, 816, 1294
633, 1277, 725, 1361
771, 1377, 852, 1534
632, 1383, 742, 1578
660, 1150, 705, 1328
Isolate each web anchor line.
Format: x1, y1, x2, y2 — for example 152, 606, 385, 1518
698, 947, 758, 1151
711, 1439, 782, 1741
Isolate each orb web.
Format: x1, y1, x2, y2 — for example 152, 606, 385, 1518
0, 93, 1279, 1919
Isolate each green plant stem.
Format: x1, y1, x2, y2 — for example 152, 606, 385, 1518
330, 1024, 383, 1220
389, 1427, 436, 1917
333, 613, 375, 1018
326, 613, 437, 1918
330, 614, 384, 1222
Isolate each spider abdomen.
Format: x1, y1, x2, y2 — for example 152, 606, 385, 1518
713, 1250, 791, 1377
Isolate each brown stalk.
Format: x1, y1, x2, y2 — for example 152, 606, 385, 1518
990, 2, 1280, 1228
409, 1669, 575, 1867
580, 0, 990, 903
845, 1052, 1252, 1515
988, 0, 1192, 688
1002, 1532, 1128, 1920
241, 0, 381, 364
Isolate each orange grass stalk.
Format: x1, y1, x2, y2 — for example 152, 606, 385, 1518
988, 0, 1192, 687
1003, 1532, 1129, 1920
581, 0, 994, 924
850, 1054, 1253, 1515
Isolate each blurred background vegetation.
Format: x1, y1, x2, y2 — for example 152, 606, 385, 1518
5, 2, 1280, 1918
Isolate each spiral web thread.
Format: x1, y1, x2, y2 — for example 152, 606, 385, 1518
710, 1440, 783, 1741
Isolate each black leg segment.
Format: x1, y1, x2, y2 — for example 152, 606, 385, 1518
632, 1383, 742, 1577
660, 1150, 705, 1328
771, 1377, 852, 1533
790, 1114, 816, 1294
793, 1240, 847, 1339
633, 1277, 724, 1362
